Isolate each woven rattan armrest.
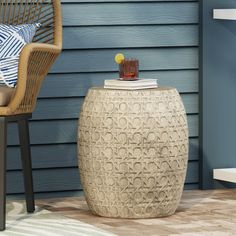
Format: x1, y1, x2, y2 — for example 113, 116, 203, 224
0, 43, 61, 116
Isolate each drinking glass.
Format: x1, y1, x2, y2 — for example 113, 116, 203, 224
119, 59, 139, 80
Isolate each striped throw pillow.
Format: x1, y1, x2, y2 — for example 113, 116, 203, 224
0, 23, 40, 87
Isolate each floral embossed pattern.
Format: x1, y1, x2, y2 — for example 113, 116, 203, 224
78, 87, 189, 219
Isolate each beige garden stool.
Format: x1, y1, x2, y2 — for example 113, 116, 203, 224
78, 87, 189, 218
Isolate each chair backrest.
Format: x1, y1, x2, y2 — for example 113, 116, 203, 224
0, 0, 62, 116
0, 0, 62, 47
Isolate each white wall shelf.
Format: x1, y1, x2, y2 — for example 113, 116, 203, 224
212, 10, 236, 184
213, 9, 236, 20
213, 168, 236, 183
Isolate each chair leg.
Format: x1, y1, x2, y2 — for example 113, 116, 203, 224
0, 117, 7, 231
18, 118, 35, 213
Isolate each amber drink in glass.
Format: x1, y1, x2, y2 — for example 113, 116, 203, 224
119, 59, 139, 80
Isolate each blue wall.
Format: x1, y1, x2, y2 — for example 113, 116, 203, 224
201, 0, 236, 189
7, 0, 199, 194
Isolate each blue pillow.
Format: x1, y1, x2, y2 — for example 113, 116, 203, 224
0, 23, 40, 87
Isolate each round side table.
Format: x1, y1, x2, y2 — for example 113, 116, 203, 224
78, 87, 188, 218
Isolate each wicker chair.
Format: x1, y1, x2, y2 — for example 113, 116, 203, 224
0, 0, 62, 230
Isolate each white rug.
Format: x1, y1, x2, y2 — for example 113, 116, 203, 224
0, 202, 116, 236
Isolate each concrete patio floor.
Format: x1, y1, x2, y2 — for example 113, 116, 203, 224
36, 189, 236, 236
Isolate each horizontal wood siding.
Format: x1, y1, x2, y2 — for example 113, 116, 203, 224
7, 0, 199, 194
52, 48, 198, 73
62, 25, 198, 49
61, 2, 198, 25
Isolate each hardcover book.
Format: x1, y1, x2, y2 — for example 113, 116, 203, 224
104, 79, 158, 90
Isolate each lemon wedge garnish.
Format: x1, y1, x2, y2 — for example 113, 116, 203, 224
115, 53, 125, 64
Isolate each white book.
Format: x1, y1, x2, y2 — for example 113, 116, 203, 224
104, 79, 158, 90
104, 85, 158, 90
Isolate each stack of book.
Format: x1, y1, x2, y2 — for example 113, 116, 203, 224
104, 79, 158, 90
